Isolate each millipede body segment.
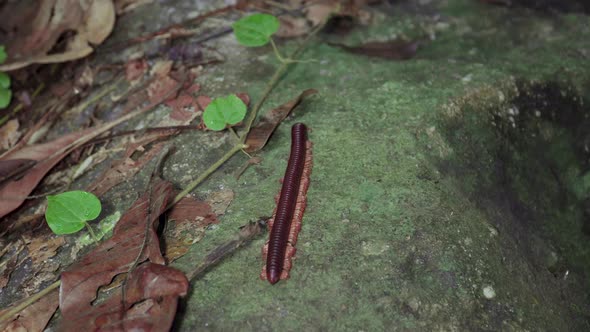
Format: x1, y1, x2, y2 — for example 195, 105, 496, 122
261, 123, 312, 284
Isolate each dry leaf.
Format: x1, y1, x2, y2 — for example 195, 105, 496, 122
0, 0, 116, 71
0, 127, 95, 218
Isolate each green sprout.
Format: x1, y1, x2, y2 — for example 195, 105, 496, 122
232, 13, 294, 64
232, 13, 279, 47
202, 94, 247, 131
45, 190, 102, 242
0, 46, 11, 109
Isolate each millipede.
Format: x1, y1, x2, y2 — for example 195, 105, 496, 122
261, 122, 312, 284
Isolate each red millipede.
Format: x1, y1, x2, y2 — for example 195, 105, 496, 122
261, 122, 312, 284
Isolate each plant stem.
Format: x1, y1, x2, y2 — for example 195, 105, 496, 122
0, 280, 60, 325
270, 38, 289, 64
241, 23, 324, 143
84, 222, 100, 243
228, 127, 240, 143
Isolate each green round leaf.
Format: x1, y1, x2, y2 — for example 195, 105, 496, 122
45, 191, 102, 235
0, 88, 11, 109
0, 72, 10, 89
232, 13, 279, 47
0, 46, 6, 64
203, 95, 247, 131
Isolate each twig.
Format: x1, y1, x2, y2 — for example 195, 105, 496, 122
187, 220, 265, 281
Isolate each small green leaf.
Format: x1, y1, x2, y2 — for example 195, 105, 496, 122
45, 191, 102, 235
0, 72, 10, 89
232, 14, 279, 47
0, 46, 6, 64
203, 95, 247, 131
0, 88, 11, 109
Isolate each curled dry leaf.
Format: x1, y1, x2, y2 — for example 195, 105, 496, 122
0, 0, 115, 71
245, 89, 317, 153
60, 179, 188, 331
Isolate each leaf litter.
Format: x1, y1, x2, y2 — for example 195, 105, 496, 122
59, 178, 188, 331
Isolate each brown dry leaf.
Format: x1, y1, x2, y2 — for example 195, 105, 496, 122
245, 89, 317, 153
60, 178, 188, 331
0, 127, 95, 218
329, 39, 421, 60
0, 288, 59, 332
165, 83, 201, 122
0, 0, 116, 71
147, 75, 180, 103
164, 195, 219, 262
0, 120, 21, 151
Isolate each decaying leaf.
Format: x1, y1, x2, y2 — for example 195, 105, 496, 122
245, 89, 317, 153
60, 179, 188, 331
328, 39, 421, 60
164, 195, 219, 262
0, 288, 59, 332
0, 0, 116, 71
